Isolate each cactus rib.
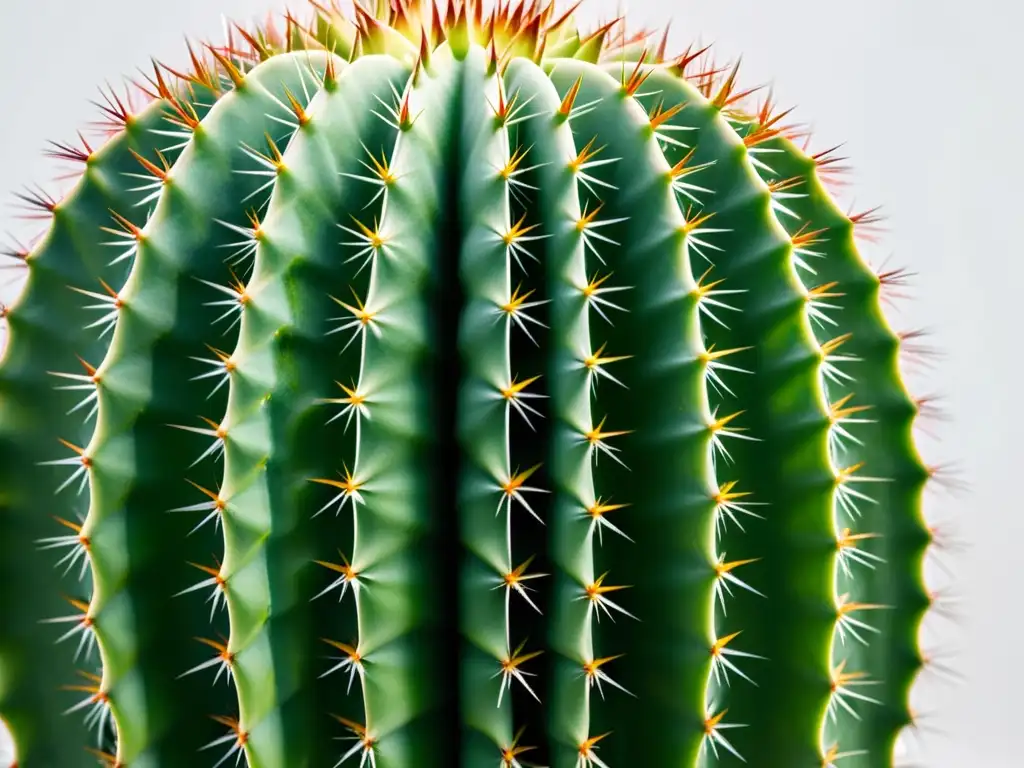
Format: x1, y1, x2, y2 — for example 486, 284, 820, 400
0, 3, 941, 767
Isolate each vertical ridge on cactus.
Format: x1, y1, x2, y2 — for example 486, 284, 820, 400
0, 2, 941, 766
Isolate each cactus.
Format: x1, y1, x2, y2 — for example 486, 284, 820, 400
0, 1, 943, 766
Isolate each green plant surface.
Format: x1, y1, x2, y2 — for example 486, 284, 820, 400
0, 77, 226, 764
727, 126, 932, 764
0, 2, 940, 767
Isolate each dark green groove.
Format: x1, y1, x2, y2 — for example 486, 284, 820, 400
333, 44, 460, 768
542, 60, 720, 766
736, 128, 931, 764
599, 63, 836, 765
454, 47, 522, 764
72, 53, 329, 763
503, 59, 599, 767
2, 24, 933, 768
666, 74, 837, 766
212, 53, 419, 768
484, 60, 561, 765
0, 83, 221, 766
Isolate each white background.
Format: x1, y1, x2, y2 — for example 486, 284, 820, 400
0, 1, 1014, 765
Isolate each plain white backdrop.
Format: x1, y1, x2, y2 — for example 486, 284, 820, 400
0, 1, 1013, 765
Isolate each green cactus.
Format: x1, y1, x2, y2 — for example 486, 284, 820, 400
0, 1, 941, 766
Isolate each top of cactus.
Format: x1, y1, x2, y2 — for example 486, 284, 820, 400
25, 0, 822, 238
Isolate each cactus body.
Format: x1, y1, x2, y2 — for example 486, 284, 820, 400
0, 2, 935, 767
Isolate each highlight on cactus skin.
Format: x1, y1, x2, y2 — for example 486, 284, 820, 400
0, 1, 953, 766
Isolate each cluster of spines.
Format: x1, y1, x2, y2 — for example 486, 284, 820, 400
701, 61, 847, 764
0, 1, 951, 766
459, 55, 551, 760
313, 55, 431, 768
11, 67, 235, 764
32, 48, 334, 766
625, 57, 780, 763
664, 69, 765, 765
722, 93, 936, 764
540, 62, 637, 768
746, 130, 937, 762
177, 53, 339, 768
676, 56, 893, 764
512, 52, 751, 765
708, 67, 939, 763
566, 44, 938, 765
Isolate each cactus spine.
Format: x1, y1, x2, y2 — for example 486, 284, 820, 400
0, 2, 940, 767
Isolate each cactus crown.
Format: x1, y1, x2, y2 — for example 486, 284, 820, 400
0, 1, 942, 767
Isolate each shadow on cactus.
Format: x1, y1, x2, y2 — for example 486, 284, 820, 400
0, 1, 949, 766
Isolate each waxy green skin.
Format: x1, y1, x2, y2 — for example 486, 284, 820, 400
0, 80, 227, 763
0, 18, 930, 768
